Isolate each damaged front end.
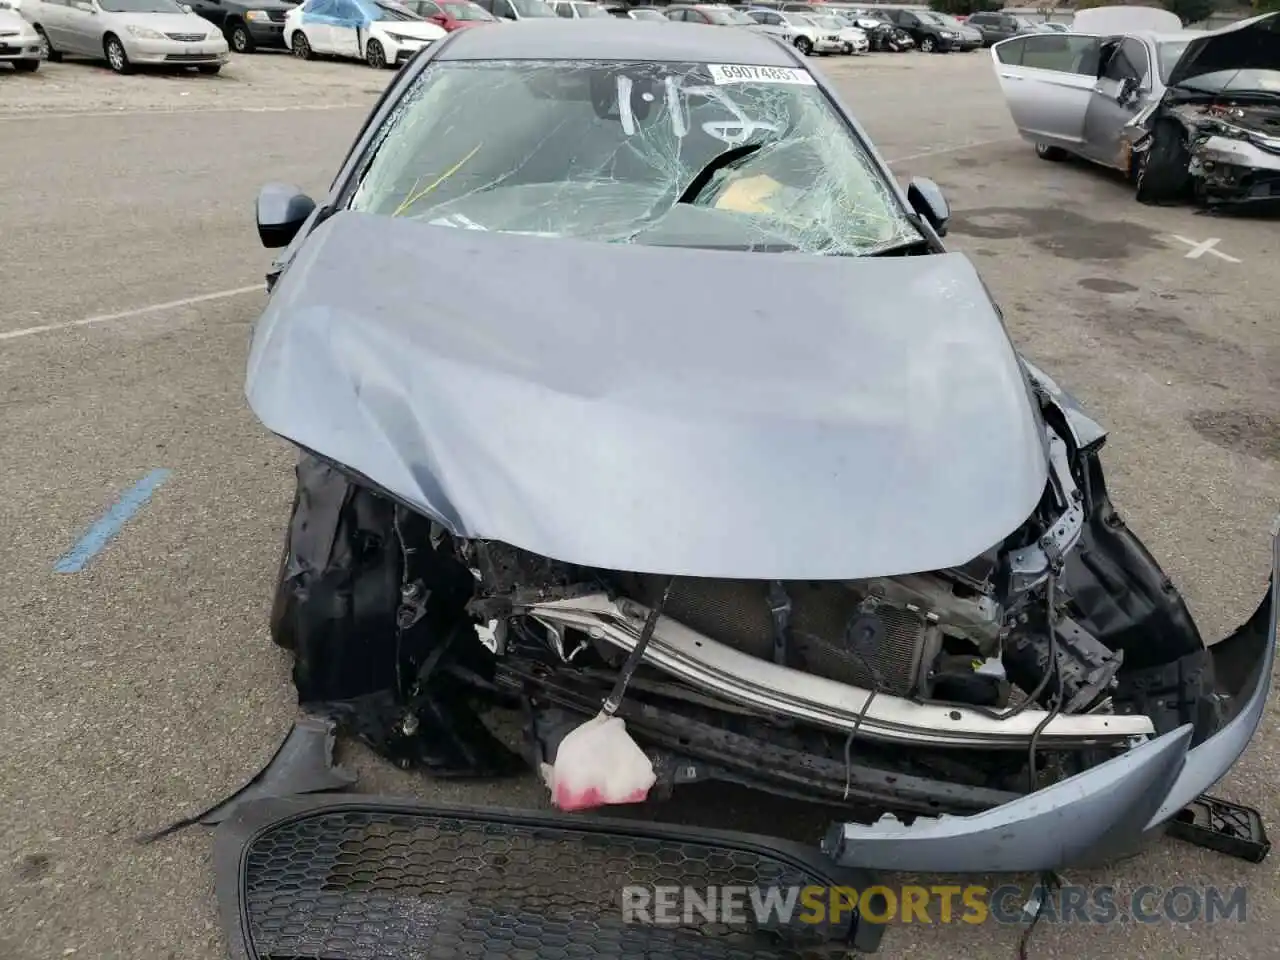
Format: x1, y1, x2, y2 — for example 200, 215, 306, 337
1135, 12, 1280, 208
251, 214, 1276, 875
271, 403, 1277, 876
1173, 98, 1280, 206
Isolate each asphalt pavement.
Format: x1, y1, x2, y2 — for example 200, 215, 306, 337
1, 48, 1278, 960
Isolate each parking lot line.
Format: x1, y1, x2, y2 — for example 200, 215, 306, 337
1170, 235, 1242, 263
53, 468, 172, 573
0, 285, 262, 343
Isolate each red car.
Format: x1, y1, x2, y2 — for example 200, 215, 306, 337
402, 0, 499, 29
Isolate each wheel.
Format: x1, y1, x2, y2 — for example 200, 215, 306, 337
196, 63, 221, 74
35, 25, 62, 62
793, 35, 812, 56
1035, 142, 1069, 162
104, 33, 132, 74
290, 30, 313, 59
1135, 120, 1192, 205
227, 21, 254, 53
919, 35, 934, 52
365, 37, 387, 69
13, 58, 40, 72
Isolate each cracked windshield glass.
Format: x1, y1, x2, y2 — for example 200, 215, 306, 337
348, 60, 922, 254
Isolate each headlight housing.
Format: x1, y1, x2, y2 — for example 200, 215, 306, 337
244, 9, 270, 20
125, 24, 166, 38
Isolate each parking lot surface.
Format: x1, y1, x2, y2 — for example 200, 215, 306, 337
2, 48, 1278, 960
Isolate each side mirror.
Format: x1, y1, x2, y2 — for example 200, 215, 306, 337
906, 176, 950, 237
256, 182, 316, 249
429, 12, 445, 21
74, 2, 95, 11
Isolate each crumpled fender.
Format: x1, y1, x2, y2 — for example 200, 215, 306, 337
823, 517, 1278, 874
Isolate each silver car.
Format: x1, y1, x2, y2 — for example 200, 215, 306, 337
0, 0, 43, 69
26, 0, 231, 71
992, 7, 1280, 208
744, 7, 842, 56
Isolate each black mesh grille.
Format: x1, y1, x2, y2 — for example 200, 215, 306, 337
239, 808, 861, 960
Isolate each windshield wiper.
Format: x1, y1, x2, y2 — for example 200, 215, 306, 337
676, 143, 766, 206
862, 237, 932, 257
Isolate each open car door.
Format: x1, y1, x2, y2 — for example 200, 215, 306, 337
992, 32, 1103, 152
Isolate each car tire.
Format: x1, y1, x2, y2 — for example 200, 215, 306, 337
365, 37, 388, 68
227, 20, 254, 53
14, 58, 40, 72
291, 30, 313, 59
104, 34, 132, 74
197, 63, 221, 74
1135, 119, 1192, 205
919, 35, 934, 52
793, 35, 812, 56
35, 26, 62, 62
1035, 142, 1069, 162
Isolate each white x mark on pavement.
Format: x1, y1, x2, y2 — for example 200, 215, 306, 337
1169, 235, 1241, 263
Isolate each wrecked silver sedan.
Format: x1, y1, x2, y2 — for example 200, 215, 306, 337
246, 18, 1277, 879
993, 8, 1280, 209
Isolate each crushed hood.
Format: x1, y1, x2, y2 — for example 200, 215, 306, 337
246, 211, 1049, 580
1166, 11, 1280, 89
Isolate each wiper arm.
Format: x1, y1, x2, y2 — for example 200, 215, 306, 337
676, 142, 765, 206
862, 237, 932, 257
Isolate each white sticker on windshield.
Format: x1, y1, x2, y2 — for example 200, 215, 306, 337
706, 64, 817, 86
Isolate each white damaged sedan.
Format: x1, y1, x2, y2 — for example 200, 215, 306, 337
0, 0, 42, 71
285, 0, 446, 69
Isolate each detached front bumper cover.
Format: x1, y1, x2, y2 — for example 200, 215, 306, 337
824, 518, 1279, 874
214, 794, 888, 959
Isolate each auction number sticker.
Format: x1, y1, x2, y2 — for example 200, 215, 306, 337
707, 64, 817, 86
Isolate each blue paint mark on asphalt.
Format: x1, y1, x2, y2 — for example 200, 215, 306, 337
53, 469, 172, 573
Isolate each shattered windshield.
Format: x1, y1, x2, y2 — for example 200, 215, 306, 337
348, 60, 921, 255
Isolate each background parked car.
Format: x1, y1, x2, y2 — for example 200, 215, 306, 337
1036, 19, 1070, 32
877, 7, 962, 52
965, 9, 1036, 46
471, 0, 555, 19
0, 0, 42, 70
808, 11, 866, 52
400, 0, 496, 29
744, 6, 839, 55
929, 11, 981, 49
186, 0, 292, 52
285, 0, 445, 67
26, 0, 230, 73
609, 4, 664, 18
551, 0, 610, 17
665, 3, 756, 26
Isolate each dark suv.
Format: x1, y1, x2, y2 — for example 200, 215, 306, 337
186, 0, 296, 52
878, 7, 961, 52
965, 10, 1035, 46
